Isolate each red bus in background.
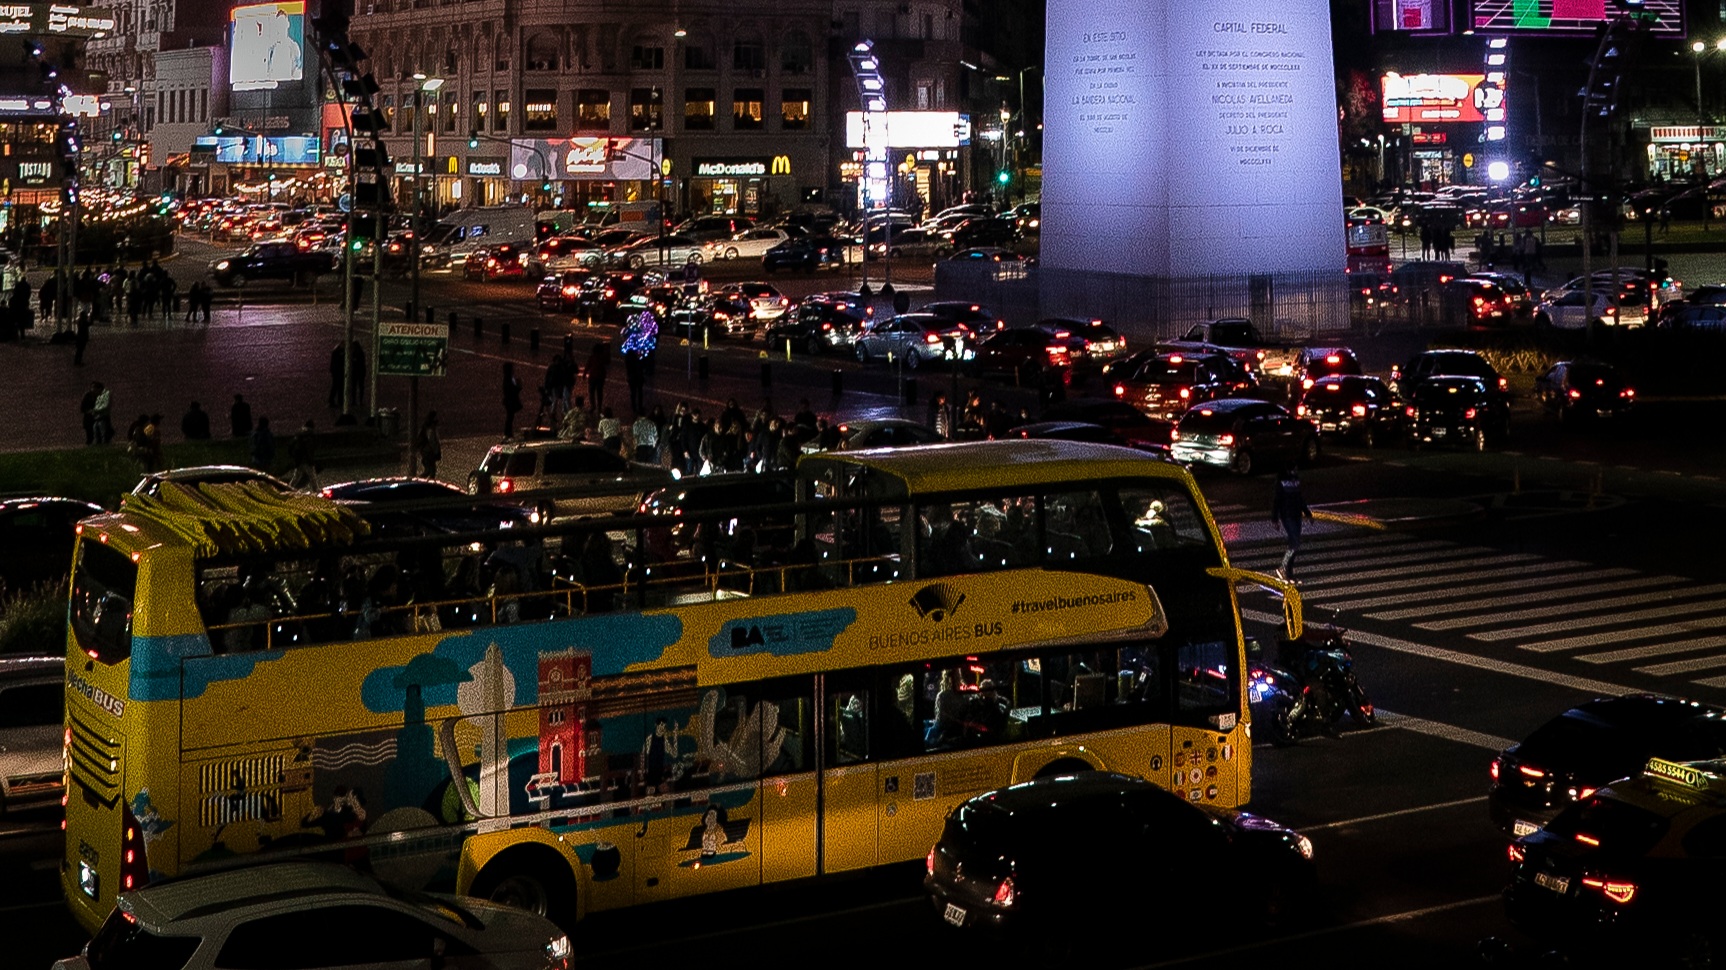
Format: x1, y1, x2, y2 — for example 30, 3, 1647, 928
1346, 221, 1392, 276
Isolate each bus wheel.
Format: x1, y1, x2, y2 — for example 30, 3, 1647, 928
471, 848, 577, 929
1034, 757, 1094, 780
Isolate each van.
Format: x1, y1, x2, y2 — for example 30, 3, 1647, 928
587, 201, 662, 231
436, 206, 538, 267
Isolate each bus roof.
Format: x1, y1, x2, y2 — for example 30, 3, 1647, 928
798, 439, 1185, 495
83, 482, 370, 560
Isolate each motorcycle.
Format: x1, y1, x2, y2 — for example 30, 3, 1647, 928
1248, 619, 1376, 746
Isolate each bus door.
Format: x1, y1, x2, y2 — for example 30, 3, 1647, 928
818, 673, 878, 873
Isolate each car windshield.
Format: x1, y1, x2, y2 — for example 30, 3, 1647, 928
1128, 360, 1202, 383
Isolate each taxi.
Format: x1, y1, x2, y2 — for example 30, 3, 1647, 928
1505, 757, 1726, 956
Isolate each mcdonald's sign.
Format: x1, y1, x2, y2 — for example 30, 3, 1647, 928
771, 155, 792, 175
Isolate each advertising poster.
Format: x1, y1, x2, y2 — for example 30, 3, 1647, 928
231, 2, 306, 90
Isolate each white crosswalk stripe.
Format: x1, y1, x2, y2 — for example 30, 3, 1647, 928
1209, 513, 1726, 692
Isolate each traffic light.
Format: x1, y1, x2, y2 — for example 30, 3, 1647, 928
1529, 173, 1541, 187
468, 132, 479, 149
996, 170, 1010, 186
111, 130, 121, 143
213, 122, 223, 135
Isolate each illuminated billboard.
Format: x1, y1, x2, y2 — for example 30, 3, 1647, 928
508, 137, 662, 181
1470, 0, 1683, 38
230, 2, 305, 91
843, 111, 972, 148
1371, 0, 1452, 34
1381, 72, 1505, 124
194, 134, 321, 164
0, 4, 117, 37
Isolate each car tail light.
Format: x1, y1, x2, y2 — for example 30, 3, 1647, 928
926, 848, 936, 876
1576, 787, 1596, 800
780, 297, 789, 306
1114, 384, 1126, 398
1490, 758, 1501, 782
1405, 406, 1416, 418
1325, 354, 1341, 364
1218, 433, 1235, 446
1047, 346, 1067, 361
563, 285, 578, 296
1296, 404, 1307, 417
604, 288, 615, 298
1439, 274, 1454, 283
1581, 876, 1637, 904
1623, 388, 1635, 398
1569, 389, 1582, 399
1169, 428, 1181, 442
1473, 296, 1485, 306
924, 333, 942, 344
1168, 354, 1183, 364
1519, 764, 1545, 779
992, 876, 1017, 907
1178, 387, 1191, 400
1507, 844, 1524, 863
1351, 404, 1367, 417
494, 478, 515, 494
1464, 407, 1477, 420
821, 322, 833, 331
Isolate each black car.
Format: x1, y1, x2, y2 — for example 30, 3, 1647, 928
1005, 420, 1132, 447
970, 328, 1074, 383
635, 472, 797, 566
319, 478, 539, 537
1290, 347, 1363, 398
762, 235, 847, 273
0, 497, 104, 596
534, 271, 594, 311
1404, 375, 1508, 450
575, 271, 658, 320
1534, 360, 1636, 425
1168, 398, 1320, 475
1388, 348, 1508, 399
1505, 756, 1726, 958
1488, 695, 1726, 840
1297, 375, 1401, 447
766, 292, 872, 354
943, 216, 1020, 249
209, 241, 337, 287
1110, 350, 1255, 422
1039, 398, 1172, 451
926, 772, 1314, 946
666, 293, 754, 340
1032, 317, 1128, 368
918, 301, 1005, 334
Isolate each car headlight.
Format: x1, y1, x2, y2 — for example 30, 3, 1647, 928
1295, 834, 1314, 860
215, 260, 231, 270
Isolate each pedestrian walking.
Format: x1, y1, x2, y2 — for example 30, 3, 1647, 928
631, 410, 658, 463
250, 416, 275, 471
501, 361, 524, 439
79, 382, 99, 444
586, 341, 610, 415
346, 340, 366, 410
39, 272, 56, 327
416, 410, 442, 479
287, 419, 320, 489
230, 393, 254, 438
1271, 466, 1314, 579
624, 348, 646, 414
328, 342, 346, 408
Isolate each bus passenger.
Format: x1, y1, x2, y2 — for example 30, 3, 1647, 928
969, 679, 1010, 740
929, 669, 968, 748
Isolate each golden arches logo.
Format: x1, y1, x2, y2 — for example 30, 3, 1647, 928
770, 155, 792, 176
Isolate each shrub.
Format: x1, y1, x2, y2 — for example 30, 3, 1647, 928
0, 581, 68, 656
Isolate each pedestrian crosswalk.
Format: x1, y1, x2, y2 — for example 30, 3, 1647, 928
1204, 504, 1726, 692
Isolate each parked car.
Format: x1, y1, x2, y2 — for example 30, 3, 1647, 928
667, 292, 756, 340
853, 313, 976, 370
1112, 350, 1256, 422
0, 496, 104, 596
918, 301, 1005, 333
863, 225, 944, 260
766, 292, 871, 354
1404, 375, 1510, 451
1388, 348, 1508, 400
1489, 694, 1726, 840
51, 860, 572, 970
1533, 360, 1636, 425
468, 440, 673, 519
1168, 398, 1319, 475
926, 773, 1314, 946
676, 214, 756, 243
0, 654, 66, 816
762, 235, 848, 272
1007, 201, 1041, 234
320, 477, 539, 537
133, 465, 295, 497
574, 271, 660, 321
702, 227, 789, 262
534, 271, 594, 311
970, 327, 1074, 383
943, 216, 1020, 249
1296, 375, 1402, 447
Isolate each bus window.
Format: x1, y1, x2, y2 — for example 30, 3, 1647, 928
1119, 485, 1208, 551
830, 689, 870, 765
916, 497, 1038, 575
71, 543, 136, 664
1042, 490, 1112, 562
1175, 637, 1236, 723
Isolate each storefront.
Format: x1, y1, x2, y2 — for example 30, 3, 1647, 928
688, 156, 793, 217
1646, 126, 1724, 180
839, 111, 973, 217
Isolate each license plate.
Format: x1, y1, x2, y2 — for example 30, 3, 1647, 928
943, 902, 967, 927
1320, 422, 1339, 431
1534, 871, 1570, 895
1512, 819, 1539, 837
1432, 427, 1447, 437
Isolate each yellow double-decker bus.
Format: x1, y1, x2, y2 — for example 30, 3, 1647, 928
61, 440, 1294, 932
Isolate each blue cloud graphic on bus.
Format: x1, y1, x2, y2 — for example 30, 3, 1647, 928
708, 608, 855, 658
360, 614, 683, 713
132, 634, 283, 701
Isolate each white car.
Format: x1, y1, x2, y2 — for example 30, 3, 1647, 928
1533, 290, 1647, 330
529, 235, 603, 274
702, 227, 789, 261
719, 281, 792, 322
54, 861, 572, 970
607, 233, 704, 269
0, 656, 63, 816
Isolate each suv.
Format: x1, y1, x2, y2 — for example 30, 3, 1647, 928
0, 655, 65, 816
1388, 260, 1470, 302
208, 241, 337, 287
1110, 350, 1255, 421
1404, 376, 1509, 451
1388, 348, 1508, 399
467, 440, 673, 519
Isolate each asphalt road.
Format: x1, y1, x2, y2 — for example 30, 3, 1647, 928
5, 236, 1726, 967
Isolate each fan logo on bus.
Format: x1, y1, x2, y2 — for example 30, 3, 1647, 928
908, 583, 965, 622
69, 671, 125, 719
866, 585, 1002, 650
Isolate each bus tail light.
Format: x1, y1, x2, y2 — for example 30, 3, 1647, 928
992, 876, 1017, 907
120, 802, 150, 893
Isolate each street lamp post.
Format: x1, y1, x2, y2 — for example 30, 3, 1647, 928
407, 73, 443, 476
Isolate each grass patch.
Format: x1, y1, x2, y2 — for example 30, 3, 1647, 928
0, 582, 66, 655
